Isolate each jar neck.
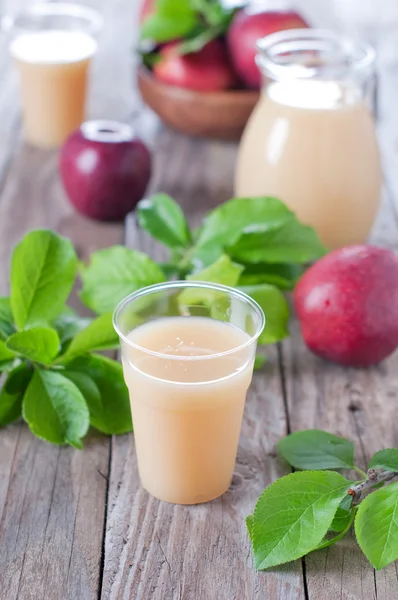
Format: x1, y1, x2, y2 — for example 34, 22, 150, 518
256, 29, 376, 86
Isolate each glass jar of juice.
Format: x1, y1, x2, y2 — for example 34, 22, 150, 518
235, 30, 381, 249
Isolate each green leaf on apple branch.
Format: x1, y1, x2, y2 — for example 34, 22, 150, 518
6, 327, 60, 365
246, 514, 254, 542
22, 369, 90, 448
0, 297, 14, 339
137, 193, 192, 249
238, 263, 303, 290
251, 471, 352, 569
79, 246, 166, 315
62, 354, 132, 435
228, 218, 327, 265
59, 313, 119, 362
368, 449, 398, 472
193, 197, 294, 258
0, 340, 18, 364
277, 429, 356, 471
10, 230, 78, 330
315, 509, 355, 551
52, 309, 93, 346
178, 254, 243, 306
240, 284, 289, 345
328, 495, 353, 533
0, 364, 32, 427
355, 481, 398, 570
140, 0, 198, 43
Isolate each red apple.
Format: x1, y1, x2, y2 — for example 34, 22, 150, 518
153, 40, 237, 92
227, 7, 310, 89
59, 121, 151, 222
294, 246, 398, 367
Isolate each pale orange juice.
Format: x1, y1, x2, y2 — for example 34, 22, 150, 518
10, 30, 97, 147
122, 317, 255, 504
236, 79, 382, 249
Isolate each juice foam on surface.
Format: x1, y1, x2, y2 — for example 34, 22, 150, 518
10, 30, 97, 64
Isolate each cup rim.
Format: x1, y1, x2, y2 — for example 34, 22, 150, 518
2, 2, 103, 37
113, 280, 266, 361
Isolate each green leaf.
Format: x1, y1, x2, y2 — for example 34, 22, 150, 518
254, 354, 267, 370
52, 308, 92, 345
228, 219, 327, 264
246, 514, 254, 542
315, 508, 355, 550
0, 297, 14, 339
7, 327, 60, 365
187, 254, 244, 285
140, 0, 197, 42
0, 340, 17, 364
22, 369, 89, 448
10, 230, 78, 329
191, 0, 233, 28
329, 495, 353, 532
59, 313, 119, 361
177, 27, 220, 54
355, 481, 398, 570
80, 246, 166, 315
368, 449, 398, 472
241, 284, 289, 344
62, 355, 132, 435
238, 263, 303, 291
252, 471, 352, 569
179, 254, 243, 308
194, 197, 293, 258
277, 429, 355, 471
137, 194, 191, 249
0, 364, 32, 427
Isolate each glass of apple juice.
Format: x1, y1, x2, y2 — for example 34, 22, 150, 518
113, 281, 265, 505
2, 2, 103, 148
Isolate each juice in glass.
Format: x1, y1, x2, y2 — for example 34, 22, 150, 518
113, 282, 265, 505
3, 3, 102, 148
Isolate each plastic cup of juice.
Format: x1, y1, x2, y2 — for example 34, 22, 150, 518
2, 2, 102, 148
113, 281, 265, 505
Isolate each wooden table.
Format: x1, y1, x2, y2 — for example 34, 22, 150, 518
1, 1, 398, 599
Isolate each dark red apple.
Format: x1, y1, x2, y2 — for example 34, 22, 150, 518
153, 39, 237, 92
59, 121, 151, 222
227, 7, 310, 89
294, 246, 398, 367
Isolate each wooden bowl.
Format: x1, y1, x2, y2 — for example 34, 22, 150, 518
137, 65, 259, 141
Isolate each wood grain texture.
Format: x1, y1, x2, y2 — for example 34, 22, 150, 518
280, 163, 398, 599
0, 0, 131, 598
101, 129, 305, 600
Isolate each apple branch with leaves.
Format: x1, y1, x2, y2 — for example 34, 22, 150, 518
247, 430, 398, 571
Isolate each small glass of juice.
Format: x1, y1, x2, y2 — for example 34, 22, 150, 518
2, 3, 102, 148
113, 281, 265, 505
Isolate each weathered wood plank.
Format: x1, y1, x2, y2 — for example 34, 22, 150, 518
281, 170, 398, 599
0, 0, 134, 597
101, 127, 305, 600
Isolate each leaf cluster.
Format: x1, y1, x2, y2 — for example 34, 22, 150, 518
248, 429, 398, 571
139, 0, 236, 56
